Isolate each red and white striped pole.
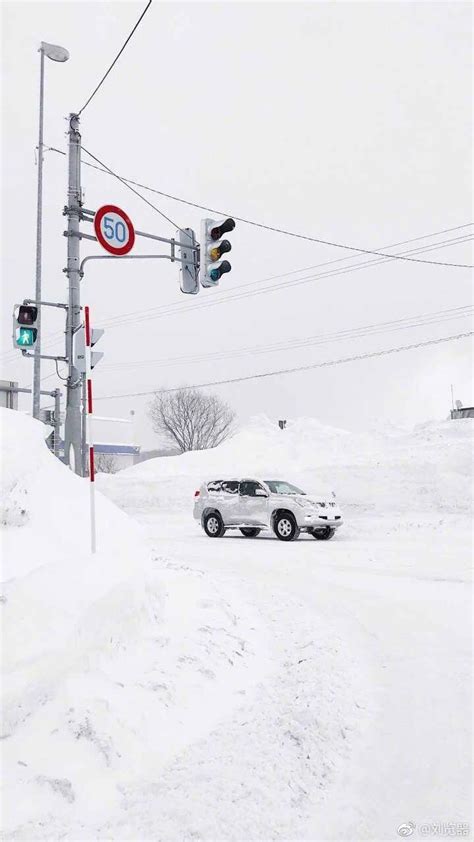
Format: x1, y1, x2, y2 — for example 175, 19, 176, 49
84, 305, 96, 554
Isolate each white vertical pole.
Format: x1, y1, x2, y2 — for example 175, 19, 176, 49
33, 47, 45, 419
84, 305, 96, 554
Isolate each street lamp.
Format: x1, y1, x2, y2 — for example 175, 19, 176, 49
32, 41, 69, 420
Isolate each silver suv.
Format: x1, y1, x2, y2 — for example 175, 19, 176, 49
193, 478, 343, 542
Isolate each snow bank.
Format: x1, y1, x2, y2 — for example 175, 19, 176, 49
99, 413, 473, 521
0, 409, 271, 836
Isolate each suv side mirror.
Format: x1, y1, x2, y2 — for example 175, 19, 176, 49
255, 488, 268, 497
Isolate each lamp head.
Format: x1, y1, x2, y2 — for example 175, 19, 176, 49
40, 42, 69, 62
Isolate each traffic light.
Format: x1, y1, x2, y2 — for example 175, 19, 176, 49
12, 304, 38, 349
200, 217, 236, 287
73, 325, 105, 372
177, 227, 199, 294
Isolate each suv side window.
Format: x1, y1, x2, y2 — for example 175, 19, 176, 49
207, 480, 222, 493
221, 480, 239, 495
240, 481, 265, 497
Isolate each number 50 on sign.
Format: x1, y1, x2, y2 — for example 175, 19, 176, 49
94, 205, 135, 255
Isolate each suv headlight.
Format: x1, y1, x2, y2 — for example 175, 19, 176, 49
295, 498, 315, 509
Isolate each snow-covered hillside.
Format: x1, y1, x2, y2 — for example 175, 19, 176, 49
99, 413, 473, 524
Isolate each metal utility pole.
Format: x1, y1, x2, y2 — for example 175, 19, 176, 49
63, 113, 83, 474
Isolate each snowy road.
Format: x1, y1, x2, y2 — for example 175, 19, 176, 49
4, 412, 471, 841
105, 506, 472, 841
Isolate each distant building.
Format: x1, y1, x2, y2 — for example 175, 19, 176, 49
88, 416, 140, 470
450, 406, 474, 419
450, 399, 474, 420
0, 380, 19, 410
134, 447, 181, 464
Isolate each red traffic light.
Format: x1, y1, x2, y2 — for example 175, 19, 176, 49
210, 218, 236, 241
17, 305, 38, 325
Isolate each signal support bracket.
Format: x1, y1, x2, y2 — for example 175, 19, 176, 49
23, 298, 68, 310
79, 252, 195, 279
21, 351, 68, 361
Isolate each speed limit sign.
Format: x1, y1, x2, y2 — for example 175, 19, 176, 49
94, 205, 135, 255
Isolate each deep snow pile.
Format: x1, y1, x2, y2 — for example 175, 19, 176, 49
99, 413, 473, 524
2, 410, 471, 840
0, 410, 271, 836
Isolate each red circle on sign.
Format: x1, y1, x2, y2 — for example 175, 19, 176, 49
94, 204, 135, 256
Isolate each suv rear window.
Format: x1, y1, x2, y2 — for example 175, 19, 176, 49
221, 480, 238, 495
207, 480, 223, 492
206, 480, 239, 494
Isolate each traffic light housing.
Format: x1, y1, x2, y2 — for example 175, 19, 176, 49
74, 325, 104, 372
12, 304, 38, 349
177, 227, 199, 294
200, 217, 235, 287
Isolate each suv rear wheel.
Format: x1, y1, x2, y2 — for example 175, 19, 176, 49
310, 526, 336, 540
273, 513, 300, 542
240, 527, 261, 538
203, 512, 226, 538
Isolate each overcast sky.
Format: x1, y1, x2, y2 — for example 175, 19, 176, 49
1, 0, 472, 448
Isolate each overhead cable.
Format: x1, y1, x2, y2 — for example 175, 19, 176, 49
94, 331, 474, 400
78, 0, 153, 115
44, 145, 473, 268
100, 306, 474, 372
81, 145, 183, 232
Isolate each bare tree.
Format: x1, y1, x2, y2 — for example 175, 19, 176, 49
94, 454, 118, 474
148, 388, 235, 452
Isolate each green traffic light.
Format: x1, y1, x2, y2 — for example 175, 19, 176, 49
16, 327, 37, 347
209, 260, 232, 282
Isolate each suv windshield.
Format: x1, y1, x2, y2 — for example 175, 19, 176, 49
265, 480, 306, 495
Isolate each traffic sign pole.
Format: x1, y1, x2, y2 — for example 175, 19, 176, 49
84, 304, 97, 554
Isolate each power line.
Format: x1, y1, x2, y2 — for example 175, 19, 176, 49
1, 229, 471, 364
78, 0, 153, 115
44, 145, 473, 268
82, 146, 183, 232
94, 331, 474, 401
99, 306, 474, 372
15, 307, 474, 393
97, 234, 474, 332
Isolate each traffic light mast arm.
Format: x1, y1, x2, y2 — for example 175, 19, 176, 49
79, 252, 197, 278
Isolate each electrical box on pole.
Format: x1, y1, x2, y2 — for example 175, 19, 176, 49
200, 218, 235, 287
12, 304, 39, 350
177, 227, 199, 294
74, 325, 104, 372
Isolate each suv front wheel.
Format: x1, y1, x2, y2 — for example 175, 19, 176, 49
203, 512, 226, 538
273, 513, 300, 542
310, 526, 336, 540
